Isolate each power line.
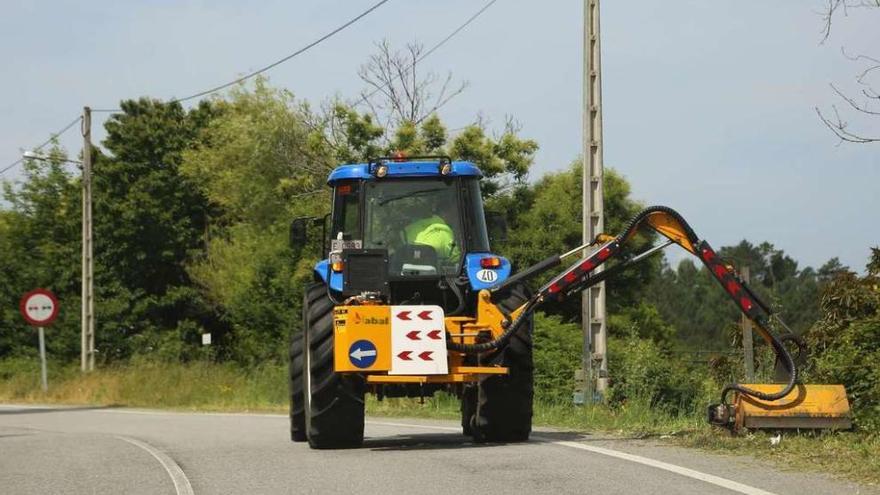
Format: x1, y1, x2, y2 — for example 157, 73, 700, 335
0, 115, 83, 177
3, 1, 391, 175
82, 0, 393, 114
170, 0, 391, 104
354, 0, 498, 107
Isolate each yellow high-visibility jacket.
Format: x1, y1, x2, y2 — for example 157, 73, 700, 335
402, 215, 459, 260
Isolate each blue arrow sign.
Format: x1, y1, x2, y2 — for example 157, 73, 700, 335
349, 339, 377, 368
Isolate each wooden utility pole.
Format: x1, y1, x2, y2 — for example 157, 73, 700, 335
581, 0, 608, 402
81, 106, 95, 372
741, 266, 755, 381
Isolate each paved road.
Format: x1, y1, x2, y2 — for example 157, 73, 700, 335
0, 404, 873, 495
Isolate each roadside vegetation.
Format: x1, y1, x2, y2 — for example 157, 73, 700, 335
2, 41, 879, 485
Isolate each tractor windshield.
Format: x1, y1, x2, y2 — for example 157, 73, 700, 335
365, 179, 463, 277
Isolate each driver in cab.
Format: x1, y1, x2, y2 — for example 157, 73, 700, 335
401, 199, 460, 262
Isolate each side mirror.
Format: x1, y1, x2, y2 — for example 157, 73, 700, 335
485, 211, 508, 244
290, 217, 309, 250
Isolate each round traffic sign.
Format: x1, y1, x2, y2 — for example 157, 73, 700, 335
348, 339, 377, 369
19, 289, 59, 326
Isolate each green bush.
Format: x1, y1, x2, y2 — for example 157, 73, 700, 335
806, 249, 880, 431
607, 328, 703, 415
533, 312, 581, 403
533, 307, 709, 415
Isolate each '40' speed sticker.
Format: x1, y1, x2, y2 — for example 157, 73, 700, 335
476, 269, 497, 283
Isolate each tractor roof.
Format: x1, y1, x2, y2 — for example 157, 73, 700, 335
327, 160, 482, 185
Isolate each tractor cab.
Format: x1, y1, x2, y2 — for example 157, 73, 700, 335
306, 156, 511, 312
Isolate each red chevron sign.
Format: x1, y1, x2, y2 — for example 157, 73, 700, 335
396, 350, 433, 361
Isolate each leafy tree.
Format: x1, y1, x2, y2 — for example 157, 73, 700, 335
315, 103, 538, 196
92, 97, 221, 361
181, 81, 330, 364
0, 149, 81, 360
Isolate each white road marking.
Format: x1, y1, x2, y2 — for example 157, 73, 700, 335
538, 438, 777, 495
115, 435, 194, 495
366, 420, 778, 495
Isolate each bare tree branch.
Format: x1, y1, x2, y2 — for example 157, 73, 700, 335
820, 0, 880, 42
357, 39, 468, 130
816, 7, 880, 143
816, 105, 880, 143
830, 83, 880, 115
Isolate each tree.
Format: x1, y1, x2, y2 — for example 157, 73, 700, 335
806, 247, 880, 430
315, 104, 537, 197
815, 1, 880, 143
0, 148, 82, 359
647, 240, 832, 351
92, 97, 221, 361
357, 40, 468, 131
316, 40, 539, 196
181, 81, 331, 364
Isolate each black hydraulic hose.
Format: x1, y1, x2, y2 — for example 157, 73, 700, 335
720, 318, 798, 405
618, 205, 700, 245
445, 275, 467, 316
446, 295, 541, 353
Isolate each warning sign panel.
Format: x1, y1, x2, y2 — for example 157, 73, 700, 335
389, 305, 447, 375
333, 306, 391, 373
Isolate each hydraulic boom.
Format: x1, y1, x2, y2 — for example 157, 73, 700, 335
476, 206, 849, 431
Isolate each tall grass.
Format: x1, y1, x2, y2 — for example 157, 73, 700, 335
0, 357, 703, 434
0, 357, 288, 412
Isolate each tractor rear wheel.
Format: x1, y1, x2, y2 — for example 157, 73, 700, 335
302, 282, 366, 449
463, 284, 534, 442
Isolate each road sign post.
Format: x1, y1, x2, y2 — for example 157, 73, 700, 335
37, 327, 48, 392
20, 289, 59, 392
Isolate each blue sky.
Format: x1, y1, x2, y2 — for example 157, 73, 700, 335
2, 0, 878, 271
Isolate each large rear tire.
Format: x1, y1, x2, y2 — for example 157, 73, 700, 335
462, 284, 534, 442
302, 283, 366, 449
289, 295, 307, 442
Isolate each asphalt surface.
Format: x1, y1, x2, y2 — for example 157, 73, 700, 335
0, 404, 874, 495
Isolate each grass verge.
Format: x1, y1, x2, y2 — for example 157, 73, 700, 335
1, 358, 877, 485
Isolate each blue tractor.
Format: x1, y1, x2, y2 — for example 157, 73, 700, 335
288, 156, 534, 449
288, 156, 835, 450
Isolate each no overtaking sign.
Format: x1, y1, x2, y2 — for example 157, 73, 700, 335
19, 288, 58, 393
19, 288, 59, 326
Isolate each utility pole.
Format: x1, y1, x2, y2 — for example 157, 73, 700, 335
81, 106, 95, 372
581, 0, 608, 402
741, 266, 755, 381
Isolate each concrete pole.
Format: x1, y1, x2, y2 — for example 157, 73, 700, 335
81, 107, 95, 372
582, 0, 608, 402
